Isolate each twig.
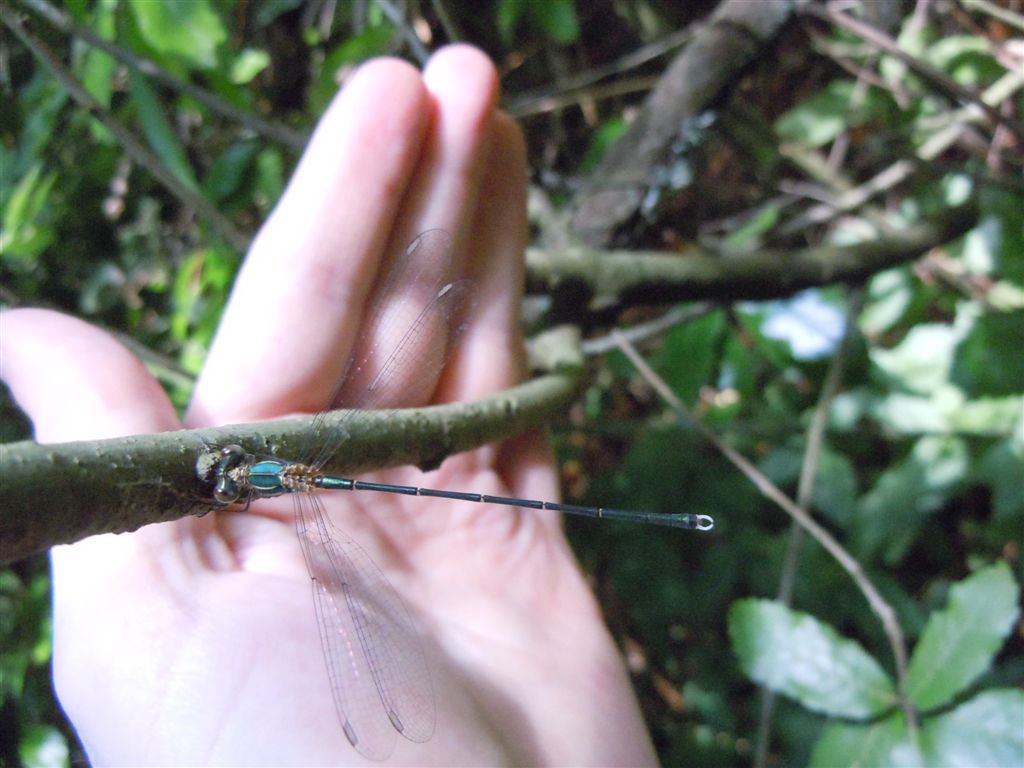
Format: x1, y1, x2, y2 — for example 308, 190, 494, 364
801, 2, 1024, 144
580, 302, 717, 356
505, 26, 693, 116
15, 0, 308, 151
960, 0, 1024, 34
611, 330, 919, 735
775, 69, 1024, 237
507, 75, 660, 119
373, 0, 430, 65
429, 0, 463, 42
752, 287, 864, 768
528, 201, 977, 305
0, 3, 251, 253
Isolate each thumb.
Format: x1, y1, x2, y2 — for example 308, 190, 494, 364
1, 308, 179, 441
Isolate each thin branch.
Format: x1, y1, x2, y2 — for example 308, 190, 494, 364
429, 0, 463, 42
373, 0, 430, 65
611, 331, 919, 735
528, 201, 978, 306
0, 3, 251, 252
0, 367, 582, 564
752, 287, 864, 768
960, 0, 1024, 33
15, 0, 308, 151
775, 69, 1024, 236
802, 2, 1023, 144
580, 302, 717, 357
507, 75, 660, 119
504, 26, 694, 116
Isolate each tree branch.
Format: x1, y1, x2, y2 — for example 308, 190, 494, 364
0, 368, 581, 564
570, 0, 794, 244
529, 201, 977, 307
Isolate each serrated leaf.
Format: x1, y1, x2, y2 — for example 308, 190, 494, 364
920, 689, 1024, 767
729, 599, 897, 718
129, 0, 226, 70
907, 562, 1020, 711
809, 713, 921, 768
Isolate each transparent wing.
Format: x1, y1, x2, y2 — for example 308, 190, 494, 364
306, 229, 474, 470
294, 490, 435, 760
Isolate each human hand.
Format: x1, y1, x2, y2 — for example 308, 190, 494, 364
1, 46, 656, 766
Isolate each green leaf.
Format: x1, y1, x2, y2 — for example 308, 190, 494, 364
870, 323, 962, 395
308, 25, 395, 115
728, 598, 897, 718
775, 81, 863, 147
907, 562, 1020, 711
651, 310, 725, 403
254, 147, 284, 213
809, 713, 919, 768
80, 0, 117, 108
528, 0, 580, 44
920, 689, 1024, 768
977, 439, 1024, 521
496, 0, 524, 44
725, 205, 781, 248
854, 435, 967, 564
18, 723, 69, 768
861, 268, 914, 335
951, 310, 1024, 398
926, 35, 1001, 88
580, 116, 628, 173
229, 48, 271, 85
128, 70, 199, 193
202, 141, 259, 202
0, 163, 57, 262
128, 0, 226, 70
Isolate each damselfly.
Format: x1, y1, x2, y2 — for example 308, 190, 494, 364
204, 231, 713, 760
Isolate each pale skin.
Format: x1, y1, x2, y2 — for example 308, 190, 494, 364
1, 46, 658, 766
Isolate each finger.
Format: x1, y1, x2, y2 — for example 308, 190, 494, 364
430, 113, 564, 514
340, 45, 500, 411
438, 111, 529, 404
1, 308, 178, 441
187, 58, 432, 427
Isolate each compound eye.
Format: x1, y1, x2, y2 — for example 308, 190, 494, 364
213, 476, 240, 505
